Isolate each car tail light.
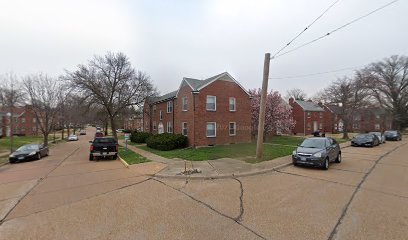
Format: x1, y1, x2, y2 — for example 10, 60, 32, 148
90, 145, 94, 151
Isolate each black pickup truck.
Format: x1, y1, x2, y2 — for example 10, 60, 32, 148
89, 137, 118, 161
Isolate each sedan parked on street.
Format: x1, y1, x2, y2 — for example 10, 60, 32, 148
9, 144, 49, 163
292, 137, 341, 170
369, 132, 386, 144
384, 130, 402, 141
68, 134, 79, 141
351, 133, 380, 147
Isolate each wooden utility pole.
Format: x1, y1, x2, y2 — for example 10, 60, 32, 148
256, 53, 271, 159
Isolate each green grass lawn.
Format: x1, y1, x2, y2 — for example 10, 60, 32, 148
266, 135, 305, 146
139, 142, 296, 163
0, 136, 45, 153
118, 146, 150, 165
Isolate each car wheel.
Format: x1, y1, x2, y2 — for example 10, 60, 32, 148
89, 155, 94, 161
335, 153, 342, 163
322, 158, 329, 170
37, 153, 41, 160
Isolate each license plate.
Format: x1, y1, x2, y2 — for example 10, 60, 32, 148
300, 157, 306, 161
102, 152, 107, 155
18, 157, 24, 160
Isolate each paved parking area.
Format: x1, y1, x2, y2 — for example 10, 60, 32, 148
0, 134, 406, 240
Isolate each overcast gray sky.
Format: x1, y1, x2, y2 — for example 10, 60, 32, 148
1, 0, 407, 98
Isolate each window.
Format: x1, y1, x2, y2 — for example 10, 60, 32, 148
153, 121, 157, 130
206, 96, 216, 111
229, 122, 236, 136
229, 97, 236, 111
167, 101, 173, 113
375, 114, 380, 119
375, 123, 380, 130
182, 97, 188, 111
206, 122, 216, 137
159, 110, 163, 120
21, 117, 26, 123
319, 123, 323, 129
182, 122, 188, 136
319, 112, 323, 118
353, 123, 359, 129
167, 121, 173, 133
307, 122, 311, 129
307, 112, 311, 118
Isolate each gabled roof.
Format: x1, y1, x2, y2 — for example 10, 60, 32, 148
295, 100, 324, 112
325, 104, 342, 114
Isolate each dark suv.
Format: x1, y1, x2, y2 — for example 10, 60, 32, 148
292, 137, 341, 170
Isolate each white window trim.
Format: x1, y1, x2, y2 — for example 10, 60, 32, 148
167, 121, 173, 133
229, 97, 236, 112
167, 101, 173, 113
159, 110, 163, 120
182, 97, 188, 111
182, 122, 188, 136
206, 95, 217, 111
229, 122, 236, 136
206, 122, 216, 138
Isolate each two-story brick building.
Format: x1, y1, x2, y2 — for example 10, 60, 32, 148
289, 98, 325, 135
0, 105, 41, 137
143, 72, 252, 147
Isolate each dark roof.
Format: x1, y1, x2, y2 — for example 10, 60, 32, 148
325, 104, 342, 114
148, 90, 178, 104
295, 100, 324, 112
183, 72, 227, 91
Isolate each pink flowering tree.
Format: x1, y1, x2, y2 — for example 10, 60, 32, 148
249, 89, 295, 139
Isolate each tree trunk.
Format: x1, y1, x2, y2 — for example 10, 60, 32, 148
43, 131, 49, 146
342, 119, 349, 139
110, 116, 118, 140
104, 119, 108, 136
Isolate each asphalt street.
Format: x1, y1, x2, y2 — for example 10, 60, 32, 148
0, 130, 407, 240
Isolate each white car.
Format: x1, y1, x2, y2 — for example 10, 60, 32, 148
116, 129, 124, 133
68, 134, 79, 141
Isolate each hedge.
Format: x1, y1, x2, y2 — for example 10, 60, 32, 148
146, 133, 188, 151
130, 131, 152, 143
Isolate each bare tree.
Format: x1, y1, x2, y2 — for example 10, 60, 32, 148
65, 52, 156, 139
286, 88, 307, 101
359, 55, 408, 130
321, 76, 370, 139
0, 73, 26, 152
23, 74, 63, 146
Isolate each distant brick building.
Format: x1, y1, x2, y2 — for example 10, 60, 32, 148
289, 98, 325, 135
350, 107, 392, 132
143, 72, 252, 147
123, 114, 144, 131
0, 105, 41, 137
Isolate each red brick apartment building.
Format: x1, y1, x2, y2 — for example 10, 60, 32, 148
289, 98, 325, 135
123, 114, 143, 131
0, 105, 41, 137
143, 72, 252, 147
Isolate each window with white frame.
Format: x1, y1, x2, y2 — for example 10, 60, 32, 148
33, 118, 36, 123
167, 101, 173, 113
375, 123, 380, 130
206, 96, 216, 111
307, 112, 311, 118
229, 122, 236, 136
159, 110, 163, 120
21, 118, 26, 123
206, 122, 216, 137
229, 97, 236, 111
153, 121, 157, 130
319, 123, 323, 129
319, 112, 323, 118
182, 97, 188, 111
167, 121, 173, 133
182, 122, 188, 136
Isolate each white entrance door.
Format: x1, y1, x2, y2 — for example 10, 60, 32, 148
158, 122, 164, 134
313, 121, 318, 132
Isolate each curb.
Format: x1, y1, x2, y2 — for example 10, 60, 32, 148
153, 161, 293, 180
118, 155, 129, 168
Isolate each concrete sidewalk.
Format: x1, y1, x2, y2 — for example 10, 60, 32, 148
119, 140, 351, 179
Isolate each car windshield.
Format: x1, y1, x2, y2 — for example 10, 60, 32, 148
355, 134, 372, 139
16, 144, 39, 151
384, 131, 397, 135
369, 132, 381, 136
93, 138, 116, 143
299, 138, 326, 149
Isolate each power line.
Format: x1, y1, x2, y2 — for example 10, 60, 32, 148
273, 0, 399, 59
269, 65, 362, 80
271, 0, 341, 59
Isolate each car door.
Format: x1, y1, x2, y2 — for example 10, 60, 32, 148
325, 139, 333, 161
331, 138, 340, 157
327, 138, 336, 161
